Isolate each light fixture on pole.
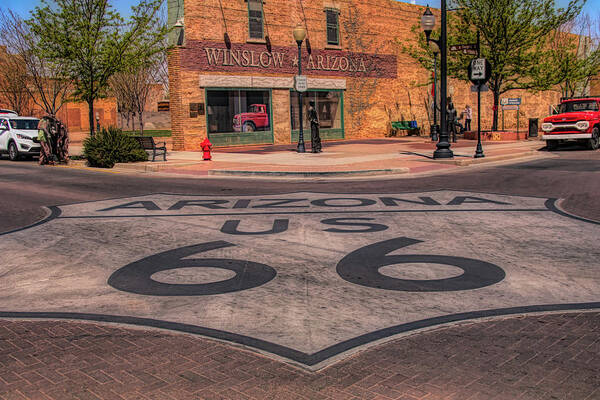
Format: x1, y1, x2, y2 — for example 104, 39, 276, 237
293, 24, 307, 153
174, 18, 185, 46
421, 5, 453, 159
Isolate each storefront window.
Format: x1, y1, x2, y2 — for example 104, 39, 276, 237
207, 90, 271, 134
291, 91, 342, 131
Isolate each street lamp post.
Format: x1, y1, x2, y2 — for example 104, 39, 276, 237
431, 42, 439, 142
421, 5, 453, 159
432, 53, 439, 141
293, 25, 307, 153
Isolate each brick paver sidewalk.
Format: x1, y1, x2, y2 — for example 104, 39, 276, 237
67, 138, 546, 177
1, 312, 598, 400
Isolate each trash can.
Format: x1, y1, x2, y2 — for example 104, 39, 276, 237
528, 118, 539, 138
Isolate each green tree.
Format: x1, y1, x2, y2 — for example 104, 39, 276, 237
404, 0, 584, 130
29, 0, 167, 135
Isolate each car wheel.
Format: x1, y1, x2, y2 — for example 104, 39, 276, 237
588, 127, 600, 150
8, 141, 20, 161
242, 122, 255, 132
546, 140, 558, 151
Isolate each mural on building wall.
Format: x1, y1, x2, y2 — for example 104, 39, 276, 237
181, 40, 397, 79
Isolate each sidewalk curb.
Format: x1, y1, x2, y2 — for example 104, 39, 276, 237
427, 150, 541, 166
68, 160, 199, 172
65, 146, 544, 177
208, 168, 410, 177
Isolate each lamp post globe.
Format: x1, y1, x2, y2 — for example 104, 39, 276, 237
421, 6, 435, 39
293, 24, 307, 153
293, 25, 307, 44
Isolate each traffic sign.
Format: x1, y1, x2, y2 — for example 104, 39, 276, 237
295, 75, 308, 92
468, 58, 491, 84
502, 105, 519, 110
470, 59, 485, 80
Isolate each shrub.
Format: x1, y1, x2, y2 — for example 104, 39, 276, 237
83, 127, 148, 168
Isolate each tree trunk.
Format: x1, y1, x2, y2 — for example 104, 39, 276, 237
89, 69, 95, 136
88, 99, 95, 137
138, 111, 144, 135
492, 89, 500, 131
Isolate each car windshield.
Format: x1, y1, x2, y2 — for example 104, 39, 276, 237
559, 100, 599, 113
249, 106, 259, 113
9, 119, 39, 130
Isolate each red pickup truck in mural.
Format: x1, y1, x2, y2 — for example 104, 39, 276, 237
542, 97, 600, 150
233, 104, 269, 132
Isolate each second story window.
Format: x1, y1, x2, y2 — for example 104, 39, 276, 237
326, 9, 339, 46
248, 0, 264, 40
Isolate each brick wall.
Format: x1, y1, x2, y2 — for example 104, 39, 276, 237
167, 0, 563, 150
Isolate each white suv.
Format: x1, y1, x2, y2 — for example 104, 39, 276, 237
0, 115, 41, 161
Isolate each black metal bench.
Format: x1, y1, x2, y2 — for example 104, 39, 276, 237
135, 136, 167, 162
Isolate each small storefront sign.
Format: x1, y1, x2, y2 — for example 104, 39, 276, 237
295, 75, 308, 92
501, 98, 522, 106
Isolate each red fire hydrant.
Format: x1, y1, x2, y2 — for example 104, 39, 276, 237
201, 137, 212, 161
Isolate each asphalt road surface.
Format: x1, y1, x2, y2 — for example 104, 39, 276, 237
1, 148, 599, 234
0, 147, 598, 399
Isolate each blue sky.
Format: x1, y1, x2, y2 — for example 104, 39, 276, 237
408, 0, 597, 14
2, 0, 598, 18
2, 0, 142, 17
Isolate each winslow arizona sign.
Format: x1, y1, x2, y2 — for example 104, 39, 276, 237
0, 191, 598, 369
181, 40, 398, 78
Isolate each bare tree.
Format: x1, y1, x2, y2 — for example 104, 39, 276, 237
150, 5, 169, 99
110, 66, 154, 134
0, 46, 31, 115
110, 71, 136, 131
0, 8, 71, 116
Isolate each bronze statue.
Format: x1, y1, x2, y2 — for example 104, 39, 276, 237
37, 115, 69, 165
308, 100, 321, 153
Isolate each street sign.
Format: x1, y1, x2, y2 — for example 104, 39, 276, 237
471, 84, 489, 92
501, 98, 521, 106
468, 58, 491, 84
470, 58, 486, 80
502, 105, 519, 110
295, 75, 308, 92
450, 44, 478, 52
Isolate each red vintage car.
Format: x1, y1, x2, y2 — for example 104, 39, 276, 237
541, 97, 600, 150
233, 104, 269, 132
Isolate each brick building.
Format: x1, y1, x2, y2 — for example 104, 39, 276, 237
167, 0, 562, 150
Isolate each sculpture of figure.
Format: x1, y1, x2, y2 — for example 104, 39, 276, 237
308, 100, 321, 153
37, 115, 69, 165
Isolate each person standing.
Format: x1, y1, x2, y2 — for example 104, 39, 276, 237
464, 105, 472, 132
308, 100, 321, 153
447, 100, 458, 143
